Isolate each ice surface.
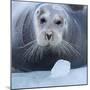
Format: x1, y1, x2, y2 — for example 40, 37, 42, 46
51, 60, 71, 78
12, 67, 87, 89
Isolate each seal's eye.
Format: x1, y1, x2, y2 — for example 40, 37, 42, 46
55, 20, 62, 25
40, 18, 46, 24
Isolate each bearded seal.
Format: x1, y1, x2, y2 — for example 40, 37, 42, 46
12, 2, 87, 72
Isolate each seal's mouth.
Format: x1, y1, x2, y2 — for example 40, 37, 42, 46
38, 41, 53, 48
45, 43, 52, 48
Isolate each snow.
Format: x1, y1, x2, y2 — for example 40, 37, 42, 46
51, 60, 71, 78
12, 67, 87, 89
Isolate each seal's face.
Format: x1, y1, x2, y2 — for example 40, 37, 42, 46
34, 4, 69, 47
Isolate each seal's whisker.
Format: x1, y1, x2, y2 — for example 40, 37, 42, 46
19, 40, 36, 48
28, 45, 38, 62
62, 40, 80, 56
60, 45, 68, 55
54, 43, 65, 56
37, 46, 43, 62
62, 43, 73, 56
34, 45, 39, 62
37, 46, 40, 61
26, 45, 36, 61
24, 44, 35, 58
56, 45, 62, 56
33, 46, 40, 62
38, 46, 43, 61
63, 41, 79, 55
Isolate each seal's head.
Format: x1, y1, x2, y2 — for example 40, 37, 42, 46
33, 4, 69, 47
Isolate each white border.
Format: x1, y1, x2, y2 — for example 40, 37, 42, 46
0, 0, 89, 90
14, 0, 88, 5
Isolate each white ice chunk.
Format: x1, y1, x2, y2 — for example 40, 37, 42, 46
51, 59, 71, 78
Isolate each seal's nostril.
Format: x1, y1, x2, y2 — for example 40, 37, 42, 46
46, 33, 52, 40
47, 34, 51, 40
